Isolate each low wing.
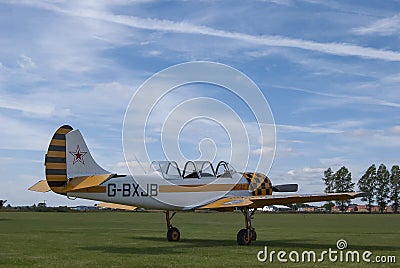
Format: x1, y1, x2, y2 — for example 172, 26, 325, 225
96, 202, 138, 211
199, 192, 368, 211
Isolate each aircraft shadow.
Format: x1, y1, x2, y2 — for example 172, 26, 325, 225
81, 236, 400, 255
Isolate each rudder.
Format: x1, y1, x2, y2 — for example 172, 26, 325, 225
45, 125, 73, 194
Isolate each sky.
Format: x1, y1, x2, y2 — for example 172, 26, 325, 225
0, 0, 399, 206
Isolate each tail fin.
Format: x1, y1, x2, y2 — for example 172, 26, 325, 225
65, 128, 109, 178
45, 125, 109, 194
45, 125, 73, 194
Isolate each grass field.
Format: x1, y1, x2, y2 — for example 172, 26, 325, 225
0, 211, 399, 267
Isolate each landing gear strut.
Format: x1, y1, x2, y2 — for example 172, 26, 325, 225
237, 207, 256, 245
165, 210, 180, 242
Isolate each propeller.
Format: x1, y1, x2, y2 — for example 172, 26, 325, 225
272, 184, 298, 192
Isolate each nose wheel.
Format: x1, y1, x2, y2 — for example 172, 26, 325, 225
237, 207, 256, 245
165, 211, 180, 242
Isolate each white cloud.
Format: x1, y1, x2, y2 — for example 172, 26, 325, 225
273, 85, 400, 109
320, 157, 349, 168
17, 54, 37, 70
277, 124, 343, 134
285, 167, 326, 186
0, 115, 49, 150
353, 14, 400, 36
389, 125, 400, 135
16, 2, 400, 62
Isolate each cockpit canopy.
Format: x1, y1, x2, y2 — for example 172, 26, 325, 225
149, 160, 236, 180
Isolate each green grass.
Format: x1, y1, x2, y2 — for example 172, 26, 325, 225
0, 211, 398, 267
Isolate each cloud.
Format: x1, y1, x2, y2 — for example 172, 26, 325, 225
344, 127, 400, 148
287, 167, 325, 177
320, 157, 349, 168
272, 84, 400, 109
276, 124, 343, 134
0, 115, 50, 151
389, 125, 400, 135
16, 2, 400, 62
353, 14, 400, 36
17, 54, 37, 70
285, 166, 327, 189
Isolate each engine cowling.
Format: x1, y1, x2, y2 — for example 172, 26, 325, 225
242, 172, 273, 196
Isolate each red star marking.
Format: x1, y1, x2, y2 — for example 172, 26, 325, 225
69, 145, 87, 165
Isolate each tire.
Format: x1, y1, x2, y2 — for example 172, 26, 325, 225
167, 227, 180, 242
237, 228, 251, 245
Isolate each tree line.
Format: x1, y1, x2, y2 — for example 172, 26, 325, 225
322, 164, 400, 213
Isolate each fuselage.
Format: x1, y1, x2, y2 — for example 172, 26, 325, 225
68, 172, 251, 210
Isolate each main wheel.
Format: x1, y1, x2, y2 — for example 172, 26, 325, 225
237, 228, 251, 245
167, 227, 180, 242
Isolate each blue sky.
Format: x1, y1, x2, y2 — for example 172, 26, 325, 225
0, 0, 399, 206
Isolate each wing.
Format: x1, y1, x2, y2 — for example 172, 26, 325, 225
96, 202, 138, 211
199, 192, 368, 211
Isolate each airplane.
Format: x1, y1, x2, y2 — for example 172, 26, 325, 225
29, 125, 367, 245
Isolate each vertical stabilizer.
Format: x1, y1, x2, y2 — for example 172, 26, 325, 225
45, 125, 73, 194
66, 129, 110, 178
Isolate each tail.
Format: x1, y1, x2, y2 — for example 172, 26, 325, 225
44, 125, 110, 194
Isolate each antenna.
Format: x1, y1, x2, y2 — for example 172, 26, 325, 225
129, 152, 147, 174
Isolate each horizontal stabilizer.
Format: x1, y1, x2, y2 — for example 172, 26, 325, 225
66, 174, 112, 191
272, 184, 298, 192
28, 180, 51, 192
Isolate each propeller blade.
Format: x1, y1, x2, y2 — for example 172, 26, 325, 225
272, 184, 298, 192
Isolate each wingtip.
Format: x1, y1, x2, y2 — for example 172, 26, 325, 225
353, 192, 371, 198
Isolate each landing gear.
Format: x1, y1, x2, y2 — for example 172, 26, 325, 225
237, 207, 256, 245
165, 210, 180, 242
167, 227, 180, 241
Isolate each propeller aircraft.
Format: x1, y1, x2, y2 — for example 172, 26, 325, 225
30, 125, 366, 245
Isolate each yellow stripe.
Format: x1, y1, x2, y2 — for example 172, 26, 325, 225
45, 163, 66, 169
56, 128, 71, 135
232, 184, 249, 191
50, 139, 66, 146
70, 186, 106, 193
159, 183, 249, 193
47, 151, 66, 158
65, 174, 111, 191
200, 197, 253, 209
46, 175, 67, 181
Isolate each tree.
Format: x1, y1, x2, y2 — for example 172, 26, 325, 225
322, 168, 334, 193
357, 164, 376, 213
334, 166, 355, 211
375, 164, 390, 213
322, 168, 335, 212
390, 165, 400, 213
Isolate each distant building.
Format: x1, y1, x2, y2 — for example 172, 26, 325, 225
298, 206, 318, 212
257, 205, 291, 212
71, 206, 98, 211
